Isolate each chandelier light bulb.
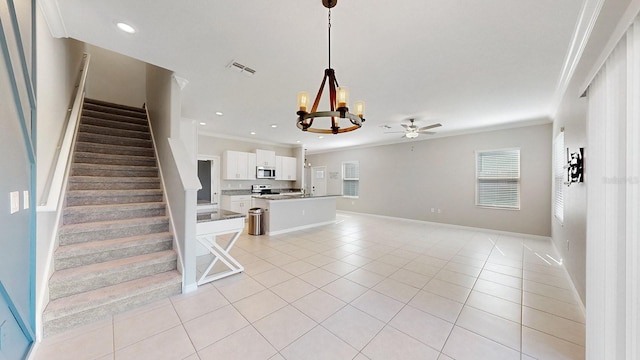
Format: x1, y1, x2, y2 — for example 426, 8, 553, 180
337, 87, 349, 108
298, 92, 309, 112
354, 101, 365, 117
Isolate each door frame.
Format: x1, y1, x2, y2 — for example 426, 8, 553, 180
197, 155, 220, 205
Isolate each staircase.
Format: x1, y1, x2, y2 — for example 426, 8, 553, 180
43, 98, 182, 337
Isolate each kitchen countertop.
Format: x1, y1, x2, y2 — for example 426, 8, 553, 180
253, 194, 340, 201
196, 209, 246, 223
221, 189, 303, 196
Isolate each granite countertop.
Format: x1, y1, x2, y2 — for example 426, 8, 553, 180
221, 189, 303, 196
196, 209, 246, 223
253, 194, 340, 201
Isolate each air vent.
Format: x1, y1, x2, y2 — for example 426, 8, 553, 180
227, 60, 256, 76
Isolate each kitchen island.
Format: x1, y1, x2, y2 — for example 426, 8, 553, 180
252, 194, 339, 235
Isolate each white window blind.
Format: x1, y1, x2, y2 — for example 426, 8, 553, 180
553, 132, 565, 223
476, 149, 520, 209
342, 161, 359, 198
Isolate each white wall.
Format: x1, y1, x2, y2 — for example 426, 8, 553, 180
146, 64, 199, 291
35, 7, 86, 339
307, 123, 552, 237
84, 44, 146, 108
548, 0, 638, 306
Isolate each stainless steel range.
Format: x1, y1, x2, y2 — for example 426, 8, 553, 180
251, 184, 280, 196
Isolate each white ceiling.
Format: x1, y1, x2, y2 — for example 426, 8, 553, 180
50, 0, 585, 153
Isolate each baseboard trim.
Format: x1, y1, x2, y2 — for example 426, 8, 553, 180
336, 210, 551, 242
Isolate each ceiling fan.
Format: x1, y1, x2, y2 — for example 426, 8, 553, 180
385, 119, 442, 138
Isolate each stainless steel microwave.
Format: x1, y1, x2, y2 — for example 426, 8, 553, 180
257, 166, 276, 179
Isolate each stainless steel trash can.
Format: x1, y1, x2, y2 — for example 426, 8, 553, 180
248, 208, 264, 235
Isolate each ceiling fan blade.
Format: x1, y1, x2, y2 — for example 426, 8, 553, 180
400, 124, 410, 130
385, 131, 406, 134
417, 123, 442, 131
416, 131, 436, 135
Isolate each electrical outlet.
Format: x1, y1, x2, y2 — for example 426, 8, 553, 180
302, 209, 305, 216
566, 239, 570, 251
10, 192, 19, 214
437, 208, 442, 214
431, 208, 435, 213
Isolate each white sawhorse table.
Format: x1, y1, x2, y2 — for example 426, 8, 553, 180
195, 214, 246, 285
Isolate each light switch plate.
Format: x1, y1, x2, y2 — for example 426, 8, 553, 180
23, 191, 29, 209
10, 192, 19, 214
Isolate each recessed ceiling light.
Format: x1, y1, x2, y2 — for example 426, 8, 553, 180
318, 136, 324, 139
271, 124, 278, 128
250, 131, 256, 135
296, 140, 301, 143
116, 22, 136, 34
199, 122, 207, 126
215, 112, 223, 116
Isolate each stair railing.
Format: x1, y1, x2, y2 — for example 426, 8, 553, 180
37, 53, 90, 211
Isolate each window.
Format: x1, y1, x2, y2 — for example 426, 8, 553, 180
553, 132, 565, 223
476, 148, 520, 209
342, 161, 359, 198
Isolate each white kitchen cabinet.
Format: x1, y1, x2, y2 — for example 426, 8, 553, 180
275, 155, 296, 181
222, 151, 247, 179
275, 156, 283, 180
223, 150, 255, 180
221, 195, 253, 215
256, 149, 276, 167
247, 152, 257, 180
281, 156, 297, 181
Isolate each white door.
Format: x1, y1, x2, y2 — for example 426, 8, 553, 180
311, 166, 327, 196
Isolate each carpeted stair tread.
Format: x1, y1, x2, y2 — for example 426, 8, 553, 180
65, 189, 163, 206
68, 176, 160, 191
84, 98, 146, 114
63, 202, 166, 225
79, 123, 151, 140
81, 109, 148, 125
58, 216, 169, 245
54, 232, 174, 270
51, 250, 176, 282
73, 151, 157, 167
76, 132, 153, 148
75, 141, 155, 157
44, 270, 180, 316
43, 270, 182, 337
71, 163, 159, 177
49, 250, 177, 299
81, 116, 149, 132
59, 216, 169, 235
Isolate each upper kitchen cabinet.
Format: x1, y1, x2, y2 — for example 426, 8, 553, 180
247, 153, 257, 180
276, 156, 297, 181
223, 150, 255, 180
256, 149, 276, 167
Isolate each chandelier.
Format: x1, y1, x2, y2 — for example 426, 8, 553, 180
296, 0, 365, 134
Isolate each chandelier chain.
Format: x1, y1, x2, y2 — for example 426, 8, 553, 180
328, 7, 331, 69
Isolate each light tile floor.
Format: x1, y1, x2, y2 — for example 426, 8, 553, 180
33, 212, 585, 360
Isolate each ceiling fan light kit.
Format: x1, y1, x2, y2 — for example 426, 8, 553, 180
386, 119, 442, 138
296, 0, 365, 134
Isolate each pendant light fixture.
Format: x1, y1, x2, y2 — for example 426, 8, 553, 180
296, 0, 365, 134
